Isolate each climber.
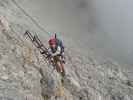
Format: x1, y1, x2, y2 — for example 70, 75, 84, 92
47, 33, 65, 63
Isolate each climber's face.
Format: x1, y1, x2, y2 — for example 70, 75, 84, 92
50, 44, 56, 48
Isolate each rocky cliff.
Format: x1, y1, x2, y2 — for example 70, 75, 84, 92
0, 0, 133, 100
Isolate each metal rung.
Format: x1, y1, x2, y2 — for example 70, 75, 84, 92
37, 44, 43, 48
24, 30, 49, 58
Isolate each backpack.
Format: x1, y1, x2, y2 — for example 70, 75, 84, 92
56, 38, 64, 53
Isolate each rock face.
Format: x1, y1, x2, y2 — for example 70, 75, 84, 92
0, 0, 133, 100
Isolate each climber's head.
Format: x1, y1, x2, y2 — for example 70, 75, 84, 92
48, 37, 56, 48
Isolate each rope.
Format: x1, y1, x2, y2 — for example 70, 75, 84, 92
11, 0, 63, 38
11, 0, 49, 35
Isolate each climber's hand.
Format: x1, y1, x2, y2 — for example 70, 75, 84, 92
51, 53, 57, 57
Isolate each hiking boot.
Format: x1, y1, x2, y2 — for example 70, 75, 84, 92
61, 55, 66, 64
60, 70, 63, 73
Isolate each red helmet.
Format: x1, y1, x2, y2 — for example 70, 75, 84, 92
48, 37, 56, 45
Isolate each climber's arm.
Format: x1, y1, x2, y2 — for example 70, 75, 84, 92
51, 46, 61, 57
